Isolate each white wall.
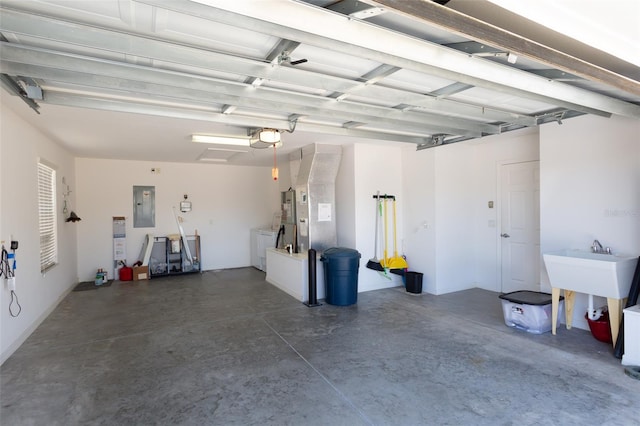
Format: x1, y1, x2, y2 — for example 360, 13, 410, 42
540, 114, 640, 330
351, 143, 404, 291
401, 128, 539, 295
336, 143, 356, 248
433, 142, 478, 294
402, 147, 437, 293
1, 97, 78, 364
402, 129, 539, 294
75, 158, 280, 281
4, 87, 636, 362
470, 129, 540, 292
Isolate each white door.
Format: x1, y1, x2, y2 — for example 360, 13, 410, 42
500, 161, 540, 293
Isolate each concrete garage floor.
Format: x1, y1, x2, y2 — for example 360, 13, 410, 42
1, 267, 639, 425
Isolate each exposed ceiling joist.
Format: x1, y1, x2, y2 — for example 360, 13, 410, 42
0, 0, 637, 165
0, 44, 498, 137
41, 91, 433, 145
372, 0, 640, 97
177, 0, 635, 117
431, 82, 475, 97
0, 7, 539, 127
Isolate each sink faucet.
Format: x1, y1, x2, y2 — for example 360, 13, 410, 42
591, 240, 612, 254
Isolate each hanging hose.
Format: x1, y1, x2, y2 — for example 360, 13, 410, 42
1, 246, 21, 317
275, 224, 285, 249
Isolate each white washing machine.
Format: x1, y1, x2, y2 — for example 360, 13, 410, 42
250, 228, 278, 272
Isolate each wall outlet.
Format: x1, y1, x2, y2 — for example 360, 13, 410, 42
7, 277, 16, 291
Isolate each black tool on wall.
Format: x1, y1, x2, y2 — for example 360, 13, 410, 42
275, 224, 285, 249
614, 257, 640, 359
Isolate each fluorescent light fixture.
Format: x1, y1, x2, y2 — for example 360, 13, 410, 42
206, 147, 248, 153
258, 128, 280, 143
191, 134, 250, 146
198, 158, 229, 162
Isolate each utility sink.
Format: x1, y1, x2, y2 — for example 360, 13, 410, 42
543, 249, 638, 345
543, 249, 637, 299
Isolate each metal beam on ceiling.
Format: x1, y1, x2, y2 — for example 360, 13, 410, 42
328, 64, 401, 101
0, 7, 539, 125
39, 92, 433, 145
431, 82, 475, 97
173, 0, 634, 117
372, 0, 640, 97
2, 0, 635, 154
0, 44, 498, 137
0, 73, 40, 113
525, 69, 582, 81
419, 108, 585, 150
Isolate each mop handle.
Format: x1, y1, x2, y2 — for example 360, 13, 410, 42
393, 199, 398, 256
373, 190, 380, 255
383, 197, 388, 264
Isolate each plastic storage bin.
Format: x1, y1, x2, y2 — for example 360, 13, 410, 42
321, 247, 361, 306
499, 291, 563, 334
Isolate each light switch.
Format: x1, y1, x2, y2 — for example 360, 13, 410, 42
488, 201, 494, 208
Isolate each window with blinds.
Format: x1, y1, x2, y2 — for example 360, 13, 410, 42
38, 161, 58, 272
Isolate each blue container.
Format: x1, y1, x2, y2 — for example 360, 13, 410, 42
320, 247, 361, 306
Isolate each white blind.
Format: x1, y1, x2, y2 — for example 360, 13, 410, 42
38, 161, 57, 272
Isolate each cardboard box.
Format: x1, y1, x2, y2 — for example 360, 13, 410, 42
132, 265, 149, 281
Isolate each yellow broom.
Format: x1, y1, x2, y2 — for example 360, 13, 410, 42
386, 198, 408, 269
381, 197, 389, 268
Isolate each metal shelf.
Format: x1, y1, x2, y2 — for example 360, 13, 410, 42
149, 235, 201, 278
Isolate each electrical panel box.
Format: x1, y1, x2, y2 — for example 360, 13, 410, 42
133, 185, 155, 228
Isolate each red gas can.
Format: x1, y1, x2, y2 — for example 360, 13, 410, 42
119, 266, 133, 281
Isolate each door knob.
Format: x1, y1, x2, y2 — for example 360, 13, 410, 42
501, 233, 510, 238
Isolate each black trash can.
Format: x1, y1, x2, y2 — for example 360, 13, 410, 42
320, 247, 361, 306
405, 271, 423, 294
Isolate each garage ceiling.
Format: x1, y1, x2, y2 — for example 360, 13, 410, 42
1, 0, 639, 166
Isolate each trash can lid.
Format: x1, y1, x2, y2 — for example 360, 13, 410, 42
499, 290, 563, 305
321, 247, 361, 259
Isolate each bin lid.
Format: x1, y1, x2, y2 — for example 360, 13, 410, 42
321, 247, 361, 260
499, 290, 563, 305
